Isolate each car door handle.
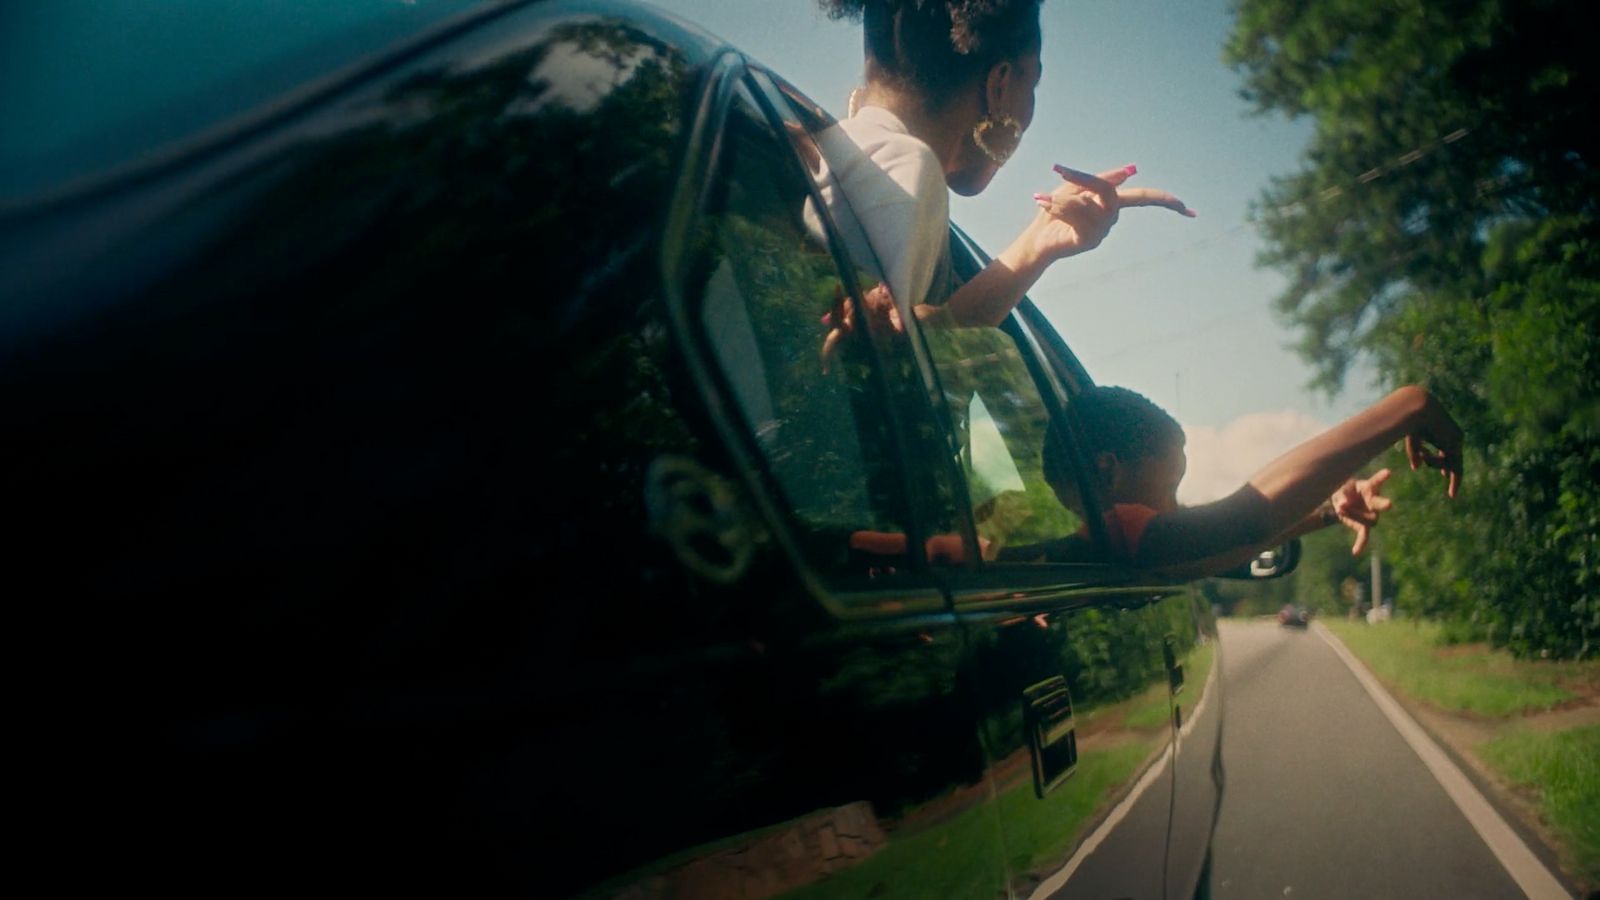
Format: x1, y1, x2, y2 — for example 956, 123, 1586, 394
1163, 634, 1185, 696
1023, 676, 1077, 799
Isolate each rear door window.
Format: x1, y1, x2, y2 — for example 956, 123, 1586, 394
920, 322, 1092, 564
679, 77, 955, 612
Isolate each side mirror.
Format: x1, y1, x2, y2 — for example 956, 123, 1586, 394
1216, 538, 1301, 580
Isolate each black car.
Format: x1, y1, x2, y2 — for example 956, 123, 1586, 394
3, 2, 1296, 896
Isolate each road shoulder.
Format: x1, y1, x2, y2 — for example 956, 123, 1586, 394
1314, 621, 1579, 899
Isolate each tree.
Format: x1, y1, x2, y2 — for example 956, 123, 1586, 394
1226, 0, 1599, 656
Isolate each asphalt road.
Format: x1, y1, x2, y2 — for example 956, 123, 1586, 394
1210, 618, 1531, 899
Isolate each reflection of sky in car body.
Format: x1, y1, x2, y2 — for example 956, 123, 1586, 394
0, 0, 483, 200
655, 0, 1386, 480
517, 39, 657, 115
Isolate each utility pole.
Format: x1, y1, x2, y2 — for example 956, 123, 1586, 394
1370, 530, 1383, 621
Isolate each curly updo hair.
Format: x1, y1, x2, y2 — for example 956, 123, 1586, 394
819, 0, 1044, 110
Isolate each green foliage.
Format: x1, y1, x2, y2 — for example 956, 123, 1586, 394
711, 213, 901, 534
922, 326, 1085, 549
990, 741, 1160, 878
781, 741, 1156, 900
1321, 619, 1585, 716
1480, 725, 1600, 889
1226, 0, 1600, 656
781, 778, 1007, 900
1377, 226, 1600, 657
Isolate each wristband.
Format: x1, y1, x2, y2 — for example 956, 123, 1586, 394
1319, 502, 1340, 528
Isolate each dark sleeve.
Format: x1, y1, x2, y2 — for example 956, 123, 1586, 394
1133, 487, 1275, 568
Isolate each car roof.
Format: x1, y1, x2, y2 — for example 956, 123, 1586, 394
1, 0, 729, 207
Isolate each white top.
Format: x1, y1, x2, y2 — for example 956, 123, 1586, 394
805, 105, 952, 315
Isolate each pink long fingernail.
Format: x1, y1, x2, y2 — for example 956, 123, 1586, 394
1032, 192, 1050, 202
1123, 163, 1138, 175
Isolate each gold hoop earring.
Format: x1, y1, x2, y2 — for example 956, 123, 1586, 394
847, 86, 866, 118
972, 113, 1022, 166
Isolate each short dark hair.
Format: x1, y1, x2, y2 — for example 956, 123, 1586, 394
1071, 386, 1184, 463
820, 1, 1044, 109
1042, 386, 1183, 494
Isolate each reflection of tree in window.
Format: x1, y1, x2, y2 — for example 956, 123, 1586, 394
690, 87, 910, 575
90, 18, 708, 557
922, 326, 1084, 558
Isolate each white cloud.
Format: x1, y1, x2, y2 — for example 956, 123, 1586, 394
1178, 410, 1330, 506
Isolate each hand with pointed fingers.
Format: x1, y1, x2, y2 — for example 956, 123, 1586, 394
1028, 163, 1196, 261
1403, 391, 1464, 499
1330, 468, 1394, 555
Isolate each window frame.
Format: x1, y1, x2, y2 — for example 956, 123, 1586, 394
752, 67, 989, 561
931, 229, 1189, 613
660, 55, 949, 620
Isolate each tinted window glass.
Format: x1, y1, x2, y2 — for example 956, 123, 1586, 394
769, 77, 969, 562
689, 84, 919, 581
922, 325, 1092, 563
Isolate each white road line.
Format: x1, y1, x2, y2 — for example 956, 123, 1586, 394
1028, 649, 1221, 899
1313, 621, 1571, 900
1176, 646, 1218, 747
1027, 743, 1172, 900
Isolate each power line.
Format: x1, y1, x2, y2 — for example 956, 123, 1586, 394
1048, 125, 1476, 293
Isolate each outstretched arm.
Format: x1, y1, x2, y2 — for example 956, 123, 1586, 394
1146, 470, 1393, 579
1134, 387, 1461, 574
942, 165, 1195, 328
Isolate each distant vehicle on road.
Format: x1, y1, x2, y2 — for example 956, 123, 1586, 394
1279, 604, 1312, 628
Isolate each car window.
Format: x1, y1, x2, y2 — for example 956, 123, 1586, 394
929, 229, 1126, 569
686, 81, 948, 595
921, 324, 1096, 565
760, 73, 1114, 573
763, 74, 975, 553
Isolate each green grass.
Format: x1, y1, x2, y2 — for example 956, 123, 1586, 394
1321, 619, 1581, 717
1122, 682, 1175, 731
1182, 641, 1217, 700
782, 783, 1006, 900
1480, 725, 1600, 889
1323, 618, 1600, 891
1118, 641, 1216, 731
784, 738, 1162, 899
992, 739, 1160, 877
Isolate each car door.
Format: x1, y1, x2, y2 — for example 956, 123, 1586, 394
604, 57, 1019, 900
915, 303, 1187, 900
1011, 302, 1227, 900
0, 3, 1196, 896
758, 74, 1190, 897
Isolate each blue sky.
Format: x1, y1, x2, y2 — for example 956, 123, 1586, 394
649, 0, 1386, 501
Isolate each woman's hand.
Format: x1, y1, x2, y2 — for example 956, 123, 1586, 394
1029, 164, 1196, 261
942, 165, 1195, 328
820, 281, 900, 373
1329, 468, 1394, 555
